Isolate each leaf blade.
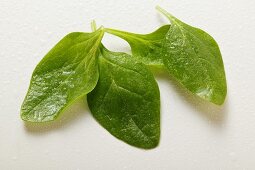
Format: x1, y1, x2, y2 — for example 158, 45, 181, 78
87, 46, 160, 149
157, 6, 227, 104
21, 28, 104, 122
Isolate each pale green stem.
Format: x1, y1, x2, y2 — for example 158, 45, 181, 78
91, 20, 97, 32
155, 5, 175, 21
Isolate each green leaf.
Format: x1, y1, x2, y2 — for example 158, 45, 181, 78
106, 7, 227, 105
156, 6, 227, 105
21, 28, 104, 122
105, 25, 170, 67
87, 45, 160, 149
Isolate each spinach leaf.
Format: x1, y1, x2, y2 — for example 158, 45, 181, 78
20, 8, 227, 149
21, 28, 104, 122
105, 25, 170, 67
156, 6, 227, 105
105, 7, 227, 105
87, 45, 160, 149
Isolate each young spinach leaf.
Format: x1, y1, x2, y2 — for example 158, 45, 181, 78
87, 45, 160, 149
105, 7, 227, 105
105, 25, 170, 67
156, 6, 227, 105
21, 28, 104, 122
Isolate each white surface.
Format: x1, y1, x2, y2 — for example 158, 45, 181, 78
0, 0, 255, 169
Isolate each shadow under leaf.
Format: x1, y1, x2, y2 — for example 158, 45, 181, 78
152, 68, 229, 127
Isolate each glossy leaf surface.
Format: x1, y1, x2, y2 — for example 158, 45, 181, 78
156, 6, 227, 105
106, 7, 227, 105
87, 46, 160, 149
21, 28, 104, 122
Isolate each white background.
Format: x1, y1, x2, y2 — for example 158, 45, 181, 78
1, 0, 255, 169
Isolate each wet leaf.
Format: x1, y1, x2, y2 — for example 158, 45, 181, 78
21, 28, 104, 122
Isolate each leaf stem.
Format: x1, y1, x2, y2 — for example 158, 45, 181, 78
105, 28, 125, 36
91, 20, 97, 32
105, 28, 141, 41
155, 6, 175, 21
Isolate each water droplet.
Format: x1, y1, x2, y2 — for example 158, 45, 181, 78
43, 87, 48, 91
69, 84, 74, 88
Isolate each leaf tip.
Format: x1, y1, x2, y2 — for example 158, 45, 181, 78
195, 87, 227, 105
141, 137, 160, 149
